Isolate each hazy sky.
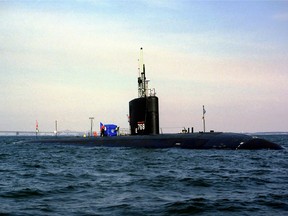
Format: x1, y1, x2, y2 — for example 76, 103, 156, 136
1, 0, 288, 133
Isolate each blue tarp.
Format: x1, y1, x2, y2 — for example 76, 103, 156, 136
100, 122, 117, 136
105, 124, 117, 136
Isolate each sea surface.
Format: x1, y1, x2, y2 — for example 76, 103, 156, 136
0, 135, 287, 216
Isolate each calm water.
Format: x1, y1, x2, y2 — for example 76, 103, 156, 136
0, 135, 287, 215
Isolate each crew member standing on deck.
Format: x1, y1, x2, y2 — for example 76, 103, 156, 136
100, 123, 106, 137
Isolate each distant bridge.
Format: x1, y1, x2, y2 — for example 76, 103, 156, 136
0, 128, 131, 136
0, 131, 84, 136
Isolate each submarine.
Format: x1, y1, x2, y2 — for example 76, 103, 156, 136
32, 48, 283, 150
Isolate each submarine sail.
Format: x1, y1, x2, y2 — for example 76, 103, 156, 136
129, 48, 159, 135
129, 96, 159, 135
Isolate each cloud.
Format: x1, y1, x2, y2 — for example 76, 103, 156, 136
1, 8, 137, 65
273, 12, 288, 21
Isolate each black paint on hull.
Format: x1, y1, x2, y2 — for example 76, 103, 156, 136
30, 132, 283, 150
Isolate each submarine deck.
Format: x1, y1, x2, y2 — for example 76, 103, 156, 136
30, 132, 283, 150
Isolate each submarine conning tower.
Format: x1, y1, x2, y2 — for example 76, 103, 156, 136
129, 48, 159, 135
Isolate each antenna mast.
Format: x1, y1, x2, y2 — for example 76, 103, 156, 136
138, 47, 146, 98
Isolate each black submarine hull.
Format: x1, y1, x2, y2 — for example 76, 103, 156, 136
30, 132, 283, 150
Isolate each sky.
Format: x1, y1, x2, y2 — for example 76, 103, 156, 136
1, 0, 288, 133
